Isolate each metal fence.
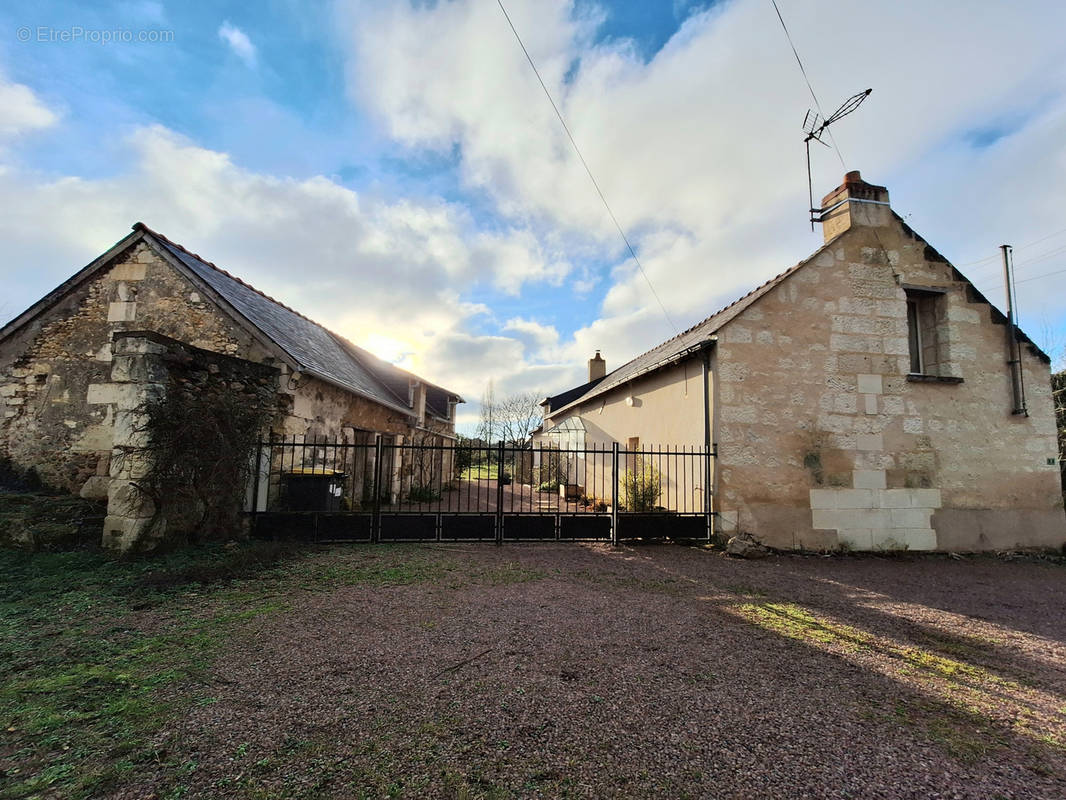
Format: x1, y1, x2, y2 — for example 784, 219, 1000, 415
249, 436, 714, 544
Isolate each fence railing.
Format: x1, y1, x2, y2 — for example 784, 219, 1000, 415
249, 437, 715, 543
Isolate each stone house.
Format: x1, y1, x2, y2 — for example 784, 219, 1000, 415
538, 172, 1064, 552
0, 223, 461, 546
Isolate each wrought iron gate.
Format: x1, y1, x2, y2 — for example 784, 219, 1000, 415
249, 437, 714, 544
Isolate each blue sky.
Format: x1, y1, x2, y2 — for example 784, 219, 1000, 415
1, 0, 1065, 432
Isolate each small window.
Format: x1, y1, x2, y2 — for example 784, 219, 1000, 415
905, 290, 942, 376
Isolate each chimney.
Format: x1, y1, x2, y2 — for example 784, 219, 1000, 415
588, 350, 606, 382
820, 170, 891, 244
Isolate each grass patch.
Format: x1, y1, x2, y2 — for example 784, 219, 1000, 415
0, 542, 548, 798
0, 541, 311, 799
460, 464, 499, 481
736, 600, 1066, 767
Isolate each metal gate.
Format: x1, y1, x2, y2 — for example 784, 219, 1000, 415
249, 437, 714, 544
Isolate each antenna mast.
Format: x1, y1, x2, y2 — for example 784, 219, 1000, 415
803, 88, 872, 229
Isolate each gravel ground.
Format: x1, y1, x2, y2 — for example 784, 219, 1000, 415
112, 545, 1066, 799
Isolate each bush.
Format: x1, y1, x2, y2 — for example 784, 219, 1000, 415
621, 459, 661, 512
537, 480, 560, 493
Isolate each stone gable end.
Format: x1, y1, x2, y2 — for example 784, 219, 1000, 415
712, 219, 1062, 551
0, 240, 268, 493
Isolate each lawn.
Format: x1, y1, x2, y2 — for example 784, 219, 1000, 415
1, 542, 1065, 798
460, 463, 499, 481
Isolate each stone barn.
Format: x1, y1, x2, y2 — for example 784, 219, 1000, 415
538, 173, 1064, 552
0, 223, 461, 549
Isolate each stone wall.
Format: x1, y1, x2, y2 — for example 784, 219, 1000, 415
103, 331, 278, 551
282, 374, 413, 440
712, 219, 1063, 551
0, 241, 267, 494
1, 237, 448, 500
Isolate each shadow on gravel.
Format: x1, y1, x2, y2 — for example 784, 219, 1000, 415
773, 556, 1066, 643
593, 546, 1066, 780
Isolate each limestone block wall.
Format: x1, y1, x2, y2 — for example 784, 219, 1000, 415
103, 332, 279, 551
0, 241, 264, 494
1, 238, 441, 497
713, 221, 1063, 551
282, 375, 413, 440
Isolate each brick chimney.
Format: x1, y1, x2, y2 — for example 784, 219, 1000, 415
820, 171, 891, 243
588, 350, 606, 382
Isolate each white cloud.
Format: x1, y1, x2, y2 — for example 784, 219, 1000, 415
5, 1, 1066, 436
338, 0, 1066, 388
218, 21, 258, 68
503, 317, 561, 353
0, 78, 59, 139
0, 125, 566, 403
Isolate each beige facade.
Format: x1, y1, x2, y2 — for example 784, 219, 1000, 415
0, 227, 460, 526
541, 173, 1064, 552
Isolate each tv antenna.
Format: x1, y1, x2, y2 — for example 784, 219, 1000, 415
803, 88, 872, 229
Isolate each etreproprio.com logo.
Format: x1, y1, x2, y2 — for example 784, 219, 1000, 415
17, 26, 175, 44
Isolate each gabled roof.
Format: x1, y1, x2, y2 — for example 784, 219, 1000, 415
545, 242, 828, 420
545, 214, 1053, 422
0, 223, 462, 416
541, 375, 605, 414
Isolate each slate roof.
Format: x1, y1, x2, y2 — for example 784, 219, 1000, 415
0, 223, 461, 418
545, 212, 1055, 422
544, 243, 829, 420
134, 224, 461, 416
541, 375, 605, 414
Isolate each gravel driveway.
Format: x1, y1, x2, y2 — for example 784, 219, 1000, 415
115, 545, 1066, 799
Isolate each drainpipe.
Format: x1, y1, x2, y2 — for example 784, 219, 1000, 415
700, 338, 716, 540
1001, 245, 1028, 416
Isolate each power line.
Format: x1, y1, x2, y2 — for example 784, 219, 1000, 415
1015, 242, 1066, 268
495, 0, 679, 336
769, 0, 846, 169
967, 241, 1066, 278
1015, 265, 1066, 285
957, 226, 1066, 268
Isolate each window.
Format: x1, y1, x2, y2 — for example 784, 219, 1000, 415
905, 289, 944, 376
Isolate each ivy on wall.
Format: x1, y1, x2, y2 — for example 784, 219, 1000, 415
130, 367, 275, 546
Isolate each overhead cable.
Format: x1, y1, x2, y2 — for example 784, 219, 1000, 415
495, 0, 679, 336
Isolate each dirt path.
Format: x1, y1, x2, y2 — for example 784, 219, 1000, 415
113, 545, 1066, 799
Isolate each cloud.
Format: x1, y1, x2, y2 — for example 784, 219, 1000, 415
503, 317, 561, 353
5, 1, 1066, 436
218, 21, 258, 68
0, 124, 566, 403
337, 0, 1066, 386
0, 78, 59, 139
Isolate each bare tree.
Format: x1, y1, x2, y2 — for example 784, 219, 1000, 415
494, 391, 544, 446
477, 383, 543, 446
476, 379, 497, 444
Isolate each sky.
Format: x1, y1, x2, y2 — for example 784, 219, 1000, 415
1, 0, 1065, 433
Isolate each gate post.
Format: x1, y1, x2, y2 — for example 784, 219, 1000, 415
249, 434, 265, 518
495, 440, 505, 545
372, 435, 383, 543
611, 441, 619, 546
